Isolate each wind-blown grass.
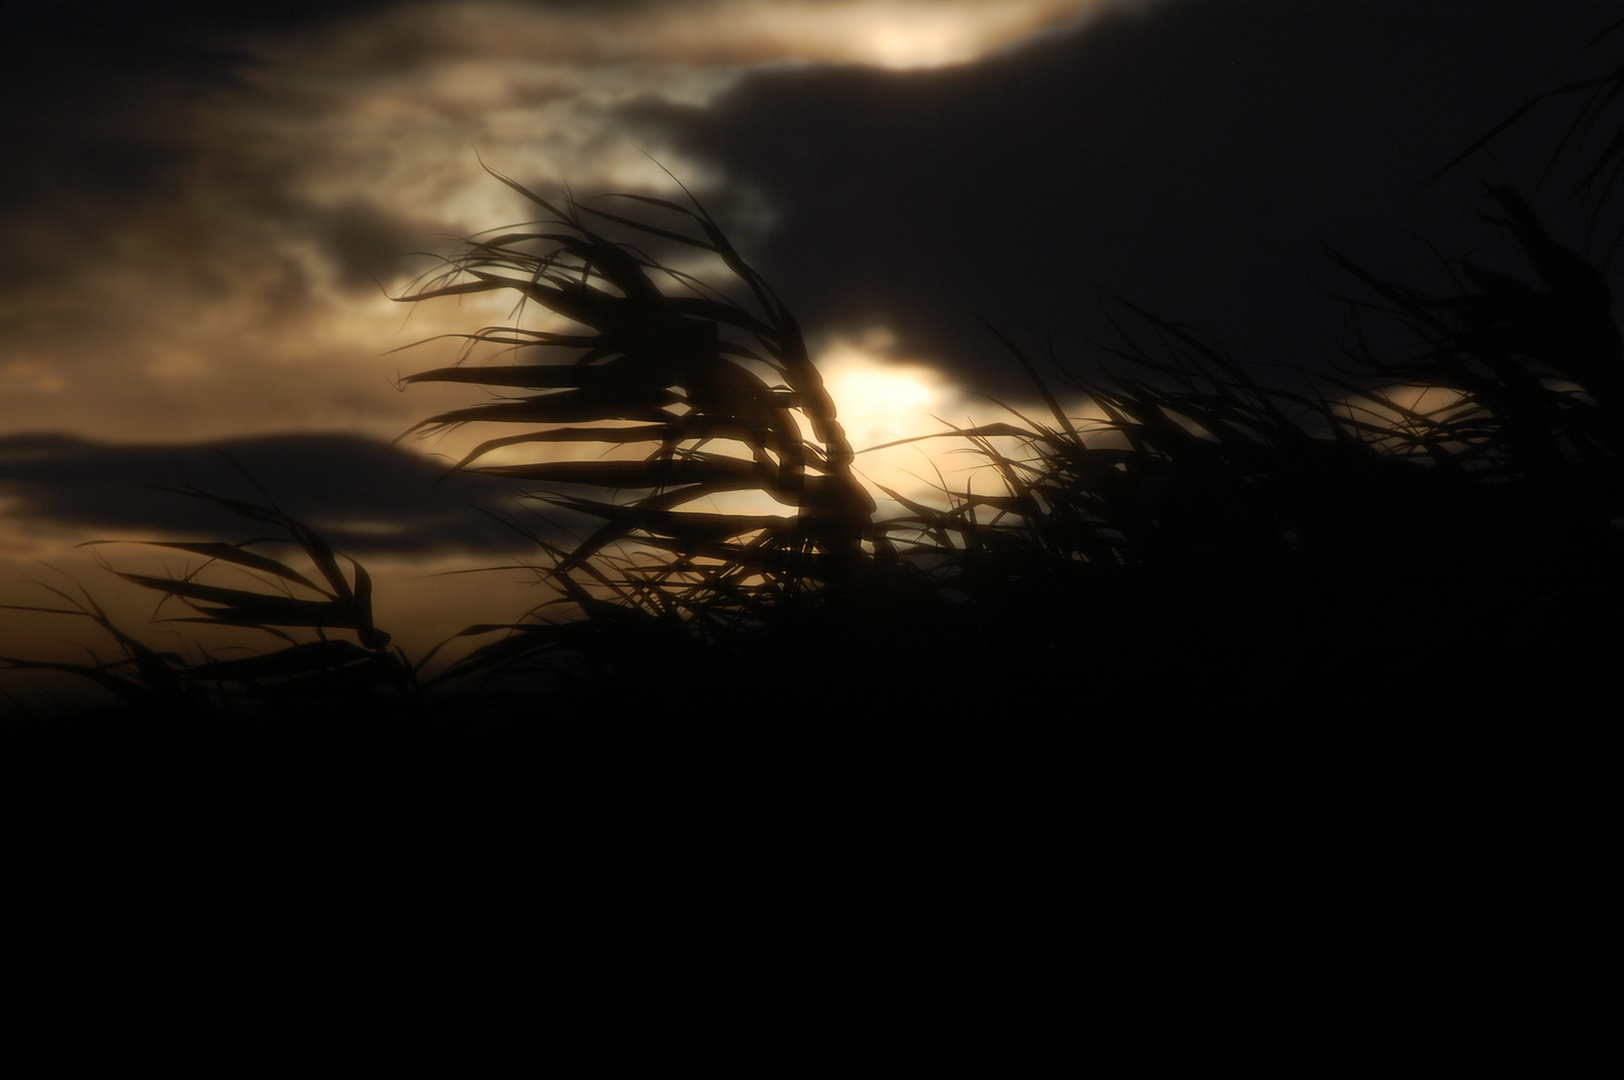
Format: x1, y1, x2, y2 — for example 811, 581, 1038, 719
3, 486, 416, 720
388, 169, 884, 686
5, 30, 1621, 745
3, 37, 1619, 947
901, 184, 1623, 588
905, 190, 1620, 711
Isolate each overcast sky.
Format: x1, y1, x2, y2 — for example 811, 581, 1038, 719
2, 0, 1620, 668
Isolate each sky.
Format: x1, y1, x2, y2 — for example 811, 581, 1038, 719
2, 0, 1621, 684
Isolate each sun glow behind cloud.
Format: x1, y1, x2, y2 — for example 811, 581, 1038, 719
235, 0, 1145, 231
0, 0, 1163, 693
690, 0, 1140, 70
813, 328, 1114, 520
0, 0, 1151, 446
817, 329, 986, 508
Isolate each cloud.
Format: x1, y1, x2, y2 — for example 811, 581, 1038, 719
0, 432, 539, 558
259, 1, 1141, 71
0, 0, 1145, 451
638, 0, 1620, 397
2, 0, 1602, 459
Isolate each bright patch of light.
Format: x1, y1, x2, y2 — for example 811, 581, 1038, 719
831, 8, 991, 69
1332, 383, 1478, 454
816, 328, 1131, 528
724, 0, 1143, 70
817, 329, 1007, 511
819, 332, 952, 445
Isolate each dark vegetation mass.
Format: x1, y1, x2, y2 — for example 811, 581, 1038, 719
4, 28, 1620, 897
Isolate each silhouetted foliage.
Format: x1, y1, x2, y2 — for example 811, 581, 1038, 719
4, 35, 1620, 952
7, 31, 1622, 772
3, 486, 416, 721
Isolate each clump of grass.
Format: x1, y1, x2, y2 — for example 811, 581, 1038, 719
391, 167, 881, 683
3, 485, 416, 719
7, 20, 1622, 737
1330, 186, 1624, 473
380, 105, 1623, 723
835, 166, 1623, 747
2, 574, 196, 718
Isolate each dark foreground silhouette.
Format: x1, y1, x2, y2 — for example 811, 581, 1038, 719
4, 42, 1619, 953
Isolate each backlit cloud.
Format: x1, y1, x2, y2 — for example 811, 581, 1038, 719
0, 0, 1147, 450
2, 0, 1606, 675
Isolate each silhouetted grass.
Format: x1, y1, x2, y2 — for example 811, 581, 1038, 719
862, 177, 1623, 748
3, 485, 417, 722
4, 34, 1619, 905
390, 169, 880, 685
9, 174, 1619, 740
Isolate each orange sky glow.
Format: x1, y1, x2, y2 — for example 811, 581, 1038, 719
4, 0, 1614, 709
1, 0, 1155, 700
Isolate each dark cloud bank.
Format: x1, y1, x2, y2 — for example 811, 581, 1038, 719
0, 433, 534, 557
8, 3, 1620, 391
641, 0, 1620, 394
12, 3, 1619, 389
3, 1, 1621, 544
